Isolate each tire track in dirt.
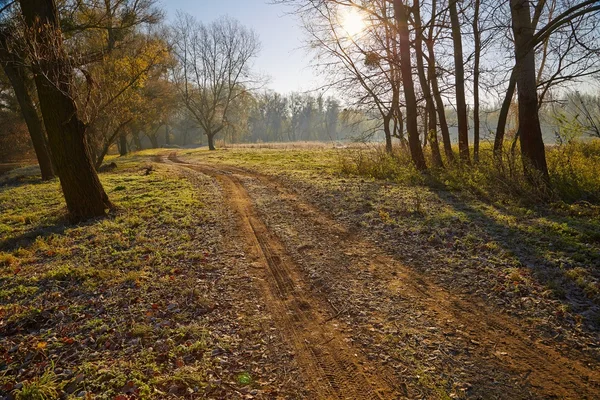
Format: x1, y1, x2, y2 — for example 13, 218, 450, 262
162, 153, 398, 399
216, 160, 600, 399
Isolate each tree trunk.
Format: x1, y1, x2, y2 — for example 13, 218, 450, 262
429, 60, 454, 163
449, 0, 470, 162
383, 113, 393, 153
393, 109, 407, 147
494, 70, 517, 157
473, 0, 481, 163
414, 0, 443, 168
119, 132, 128, 156
95, 143, 111, 170
394, 0, 427, 171
19, 0, 112, 221
132, 132, 142, 150
149, 134, 159, 149
422, 109, 428, 147
510, 0, 549, 182
207, 132, 216, 151
165, 124, 171, 146
496, 1, 547, 159
427, 0, 454, 162
0, 30, 55, 180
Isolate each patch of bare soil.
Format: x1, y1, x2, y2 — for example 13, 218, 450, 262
165, 154, 599, 399
162, 163, 306, 399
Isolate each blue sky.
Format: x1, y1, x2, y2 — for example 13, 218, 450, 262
159, 0, 319, 94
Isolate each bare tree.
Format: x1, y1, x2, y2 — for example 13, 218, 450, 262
425, 0, 454, 162
449, 0, 470, 163
507, 0, 600, 181
494, 0, 600, 162
394, 0, 427, 170
293, 0, 399, 152
510, 0, 549, 181
472, 0, 481, 162
171, 14, 261, 150
413, 0, 443, 167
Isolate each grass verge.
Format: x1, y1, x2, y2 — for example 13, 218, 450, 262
0, 157, 287, 399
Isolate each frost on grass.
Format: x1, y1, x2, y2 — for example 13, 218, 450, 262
0, 161, 300, 399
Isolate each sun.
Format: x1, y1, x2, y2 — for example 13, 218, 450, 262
340, 8, 366, 37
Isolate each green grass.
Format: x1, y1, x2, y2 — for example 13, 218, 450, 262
14, 367, 60, 400
0, 159, 229, 399
177, 146, 341, 177
2, 142, 598, 397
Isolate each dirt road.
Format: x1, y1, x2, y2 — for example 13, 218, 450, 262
163, 153, 600, 399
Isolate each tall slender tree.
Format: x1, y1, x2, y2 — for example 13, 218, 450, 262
0, 27, 55, 180
393, 0, 427, 170
427, 0, 454, 162
472, 0, 481, 163
413, 0, 443, 168
449, 0, 470, 162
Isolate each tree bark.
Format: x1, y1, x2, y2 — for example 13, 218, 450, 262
132, 131, 142, 150
414, 0, 443, 168
449, 0, 470, 162
427, 0, 454, 162
422, 110, 427, 147
19, 0, 112, 221
207, 132, 216, 151
496, 1, 547, 159
473, 0, 481, 163
0, 29, 55, 180
119, 132, 128, 156
510, 0, 549, 182
494, 69, 517, 157
383, 113, 393, 153
393, 0, 427, 171
393, 109, 406, 147
165, 124, 171, 146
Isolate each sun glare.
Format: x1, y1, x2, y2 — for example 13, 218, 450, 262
340, 8, 366, 37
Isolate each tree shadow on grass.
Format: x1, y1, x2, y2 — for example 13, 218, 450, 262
428, 187, 600, 331
0, 165, 43, 187
0, 223, 69, 252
